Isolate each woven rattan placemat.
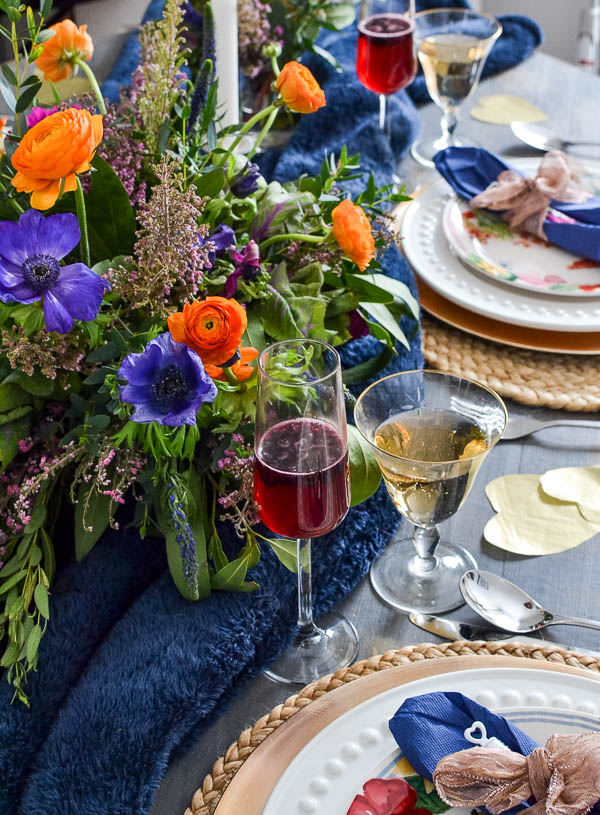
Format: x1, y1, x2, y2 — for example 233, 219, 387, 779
422, 315, 600, 412
186, 640, 600, 815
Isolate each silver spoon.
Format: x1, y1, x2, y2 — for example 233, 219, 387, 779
460, 570, 600, 634
511, 121, 600, 154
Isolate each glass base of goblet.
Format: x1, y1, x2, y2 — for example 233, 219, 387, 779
370, 540, 477, 613
264, 612, 359, 685
410, 134, 479, 168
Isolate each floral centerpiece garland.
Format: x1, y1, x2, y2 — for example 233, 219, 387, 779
0, 0, 419, 704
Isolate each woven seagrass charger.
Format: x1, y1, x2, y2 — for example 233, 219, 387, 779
421, 315, 600, 412
186, 640, 600, 815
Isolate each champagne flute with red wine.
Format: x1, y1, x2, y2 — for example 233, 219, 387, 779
254, 339, 358, 684
356, 0, 417, 139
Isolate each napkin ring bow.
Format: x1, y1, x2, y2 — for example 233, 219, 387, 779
470, 150, 591, 239
434, 732, 600, 815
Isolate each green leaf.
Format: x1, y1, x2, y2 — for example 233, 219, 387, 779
268, 537, 298, 572
1, 642, 19, 667
405, 776, 451, 814
6, 5, 20, 23
323, 3, 356, 30
344, 273, 394, 304
24, 496, 47, 533
347, 424, 381, 507
368, 273, 420, 321
74, 485, 112, 560
0, 383, 31, 413
0, 570, 27, 594
1, 64, 17, 86
0, 72, 16, 111
0, 416, 31, 471
211, 537, 260, 592
40, 528, 56, 583
359, 301, 409, 349
85, 155, 137, 261
195, 166, 225, 197
242, 311, 266, 354
86, 414, 110, 431
41, 0, 54, 20
256, 286, 302, 342
0, 404, 32, 426
26, 623, 42, 665
4, 368, 54, 396
15, 80, 42, 113
34, 583, 49, 619
0, 555, 28, 578
29, 544, 42, 567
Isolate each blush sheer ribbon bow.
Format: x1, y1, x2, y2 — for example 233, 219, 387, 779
470, 150, 592, 239
434, 732, 600, 815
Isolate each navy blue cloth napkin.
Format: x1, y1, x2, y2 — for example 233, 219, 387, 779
435, 146, 600, 259
390, 692, 600, 815
389, 692, 538, 781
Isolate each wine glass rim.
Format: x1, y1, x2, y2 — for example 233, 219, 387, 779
415, 7, 502, 39
258, 338, 341, 386
353, 368, 508, 466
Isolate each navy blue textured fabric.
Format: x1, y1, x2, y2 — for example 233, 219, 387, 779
390, 692, 539, 780
0, 6, 542, 815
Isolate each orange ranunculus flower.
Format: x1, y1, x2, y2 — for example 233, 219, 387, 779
331, 199, 376, 272
11, 107, 103, 210
35, 19, 94, 83
168, 297, 248, 366
275, 61, 326, 115
205, 346, 259, 382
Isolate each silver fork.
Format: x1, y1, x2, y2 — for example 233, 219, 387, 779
503, 415, 600, 441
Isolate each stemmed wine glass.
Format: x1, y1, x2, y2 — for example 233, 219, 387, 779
411, 8, 502, 166
254, 339, 358, 684
354, 371, 506, 614
356, 0, 417, 141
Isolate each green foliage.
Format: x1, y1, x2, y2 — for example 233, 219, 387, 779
85, 156, 137, 262
74, 483, 113, 561
405, 776, 451, 814
347, 425, 382, 506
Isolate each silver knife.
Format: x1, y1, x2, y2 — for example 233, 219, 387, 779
409, 613, 513, 642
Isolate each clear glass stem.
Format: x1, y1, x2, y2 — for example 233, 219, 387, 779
379, 93, 392, 143
440, 108, 459, 149
297, 538, 318, 639
410, 525, 440, 575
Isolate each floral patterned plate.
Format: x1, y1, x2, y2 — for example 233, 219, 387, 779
442, 196, 600, 297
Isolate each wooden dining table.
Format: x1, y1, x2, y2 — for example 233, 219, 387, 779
151, 49, 600, 815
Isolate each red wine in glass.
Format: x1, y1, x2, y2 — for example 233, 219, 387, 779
254, 418, 350, 540
357, 13, 417, 95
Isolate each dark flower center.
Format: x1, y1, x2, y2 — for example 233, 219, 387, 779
152, 364, 189, 412
22, 253, 61, 293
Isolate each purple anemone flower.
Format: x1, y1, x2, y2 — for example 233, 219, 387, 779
225, 240, 261, 297
118, 333, 217, 426
0, 210, 110, 334
202, 223, 235, 269
230, 162, 261, 198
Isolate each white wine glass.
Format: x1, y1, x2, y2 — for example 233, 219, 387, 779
354, 370, 506, 613
411, 8, 502, 167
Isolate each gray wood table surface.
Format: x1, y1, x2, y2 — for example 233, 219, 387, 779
151, 50, 600, 815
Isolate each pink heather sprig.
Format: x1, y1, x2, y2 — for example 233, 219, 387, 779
213, 434, 260, 536
98, 103, 147, 207
107, 154, 212, 313
238, 0, 281, 79
71, 442, 146, 532
1, 441, 83, 544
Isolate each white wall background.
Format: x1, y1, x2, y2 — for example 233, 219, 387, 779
472, 0, 590, 64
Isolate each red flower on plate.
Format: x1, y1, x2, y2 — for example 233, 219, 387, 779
346, 778, 433, 815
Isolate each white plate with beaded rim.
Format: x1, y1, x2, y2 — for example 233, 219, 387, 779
400, 166, 600, 332
261, 666, 600, 815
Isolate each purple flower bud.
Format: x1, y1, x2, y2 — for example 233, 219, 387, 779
348, 310, 369, 339
230, 162, 261, 198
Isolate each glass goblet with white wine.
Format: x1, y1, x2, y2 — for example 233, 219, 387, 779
354, 371, 506, 613
411, 9, 502, 167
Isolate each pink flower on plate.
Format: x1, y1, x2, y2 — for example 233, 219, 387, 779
346, 778, 432, 815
